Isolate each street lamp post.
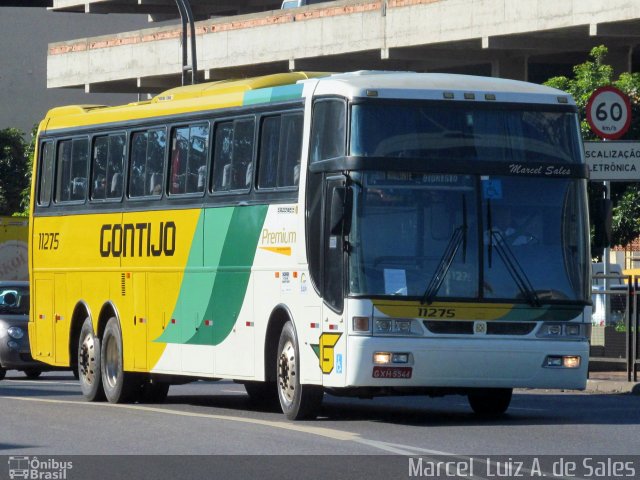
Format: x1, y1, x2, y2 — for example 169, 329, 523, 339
175, 0, 198, 86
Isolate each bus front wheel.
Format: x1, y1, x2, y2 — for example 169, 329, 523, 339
78, 317, 105, 401
468, 388, 513, 416
101, 317, 139, 403
277, 321, 323, 420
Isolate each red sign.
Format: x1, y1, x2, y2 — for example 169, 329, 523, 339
586, 86, 631, 140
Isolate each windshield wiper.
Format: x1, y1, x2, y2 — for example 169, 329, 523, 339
490, 230, 541, 307
421, 196, 468, 305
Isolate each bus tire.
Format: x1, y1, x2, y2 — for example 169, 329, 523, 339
101, 317, 139, 403
277, 321, 323, 420
0, 367, 5, 380
78, 317, 105, 401
468, 388, 512, 416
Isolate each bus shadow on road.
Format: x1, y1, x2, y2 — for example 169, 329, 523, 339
314, 392, 640, 427
155, 389, 640, 427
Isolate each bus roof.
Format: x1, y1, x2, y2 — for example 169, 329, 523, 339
40, 72, 326, 133
314, 71, 574, 105
39, 71, 573, 133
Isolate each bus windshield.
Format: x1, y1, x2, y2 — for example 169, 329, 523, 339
350, 102, 581, 164
347, 171, 589, 304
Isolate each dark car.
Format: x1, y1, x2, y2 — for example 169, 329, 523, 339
0, 281, 47, 379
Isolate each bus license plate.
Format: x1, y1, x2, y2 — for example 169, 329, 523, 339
372, 366, 412, 379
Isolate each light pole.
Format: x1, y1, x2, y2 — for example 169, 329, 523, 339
175, 0, 198, 86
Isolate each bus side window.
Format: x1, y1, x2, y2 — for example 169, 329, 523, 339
129, 131, 148, 197
147, 129, 166, 196
279, 112, 303, 187
212, 122, 233, 192
257, 112, 303, 190
55, 138, 88, 202
258, 116, 280, 189
107, 134, 125, 199
91, 136, 109, 200
55, 140, 72, 202
211, 118, 255, 193
232, 119, 255, 190
70, 139, 88, 201
37, 141, 54, 206
130, 129, 166, 198
310, 99, 346, 163
169, 123, 208, 195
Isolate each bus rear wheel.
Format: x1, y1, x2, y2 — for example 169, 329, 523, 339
277, 321, 323, 420
468, 388, 513, 416
101, 317, 139, 403
78, 317, 104, 401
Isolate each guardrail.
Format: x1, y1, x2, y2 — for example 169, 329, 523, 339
591, 273, 639, 381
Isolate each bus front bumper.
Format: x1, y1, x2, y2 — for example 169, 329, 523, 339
344, 336, 589, 390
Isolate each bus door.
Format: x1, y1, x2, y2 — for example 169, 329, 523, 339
132, 272, 147, 370
321, 176, 348, 384
33, 277, 54, 361
53, 273, 68, 364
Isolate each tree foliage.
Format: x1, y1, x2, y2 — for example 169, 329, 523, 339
544, 46, 640, 248
0, 128, 30, 216
19, 125, 38, 216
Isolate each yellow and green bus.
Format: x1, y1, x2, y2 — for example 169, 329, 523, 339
29, 71, 591, 419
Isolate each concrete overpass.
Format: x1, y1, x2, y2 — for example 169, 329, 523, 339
48, 0, 640, 94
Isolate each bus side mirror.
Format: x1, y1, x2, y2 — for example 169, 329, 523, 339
593, 197, 612, 249
329, 186, 352, 235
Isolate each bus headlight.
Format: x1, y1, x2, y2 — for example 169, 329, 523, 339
544, 355, 581, 368
373, 352, 391, 364
373, 318, 416, 335
537, 323, 586, 339
7, 326, 24, 340
373, 352, 412, 364
375, 319, 392, 333
565, 324, 581, 336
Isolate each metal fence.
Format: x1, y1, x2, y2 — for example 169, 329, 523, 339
590, 274, 639, 381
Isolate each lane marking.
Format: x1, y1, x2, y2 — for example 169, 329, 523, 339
1, 379, 79, 386
354, 438, 457, 456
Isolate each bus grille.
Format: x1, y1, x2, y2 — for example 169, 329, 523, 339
423, 321, 536, 335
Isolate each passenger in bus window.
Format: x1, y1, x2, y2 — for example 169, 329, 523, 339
110, 172, 122, 197
93, 175, 106, 198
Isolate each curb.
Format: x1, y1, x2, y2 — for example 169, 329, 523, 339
585, 379, 640, 394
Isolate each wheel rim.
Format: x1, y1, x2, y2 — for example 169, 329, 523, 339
278, 339, 297, 406
79, 332, 98, 386
104, 334, 120, 390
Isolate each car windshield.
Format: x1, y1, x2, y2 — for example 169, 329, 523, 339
0, 285, 29, 314
347, 172, 589, 304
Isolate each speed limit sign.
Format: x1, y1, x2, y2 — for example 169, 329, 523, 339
586, 86, 631, 139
